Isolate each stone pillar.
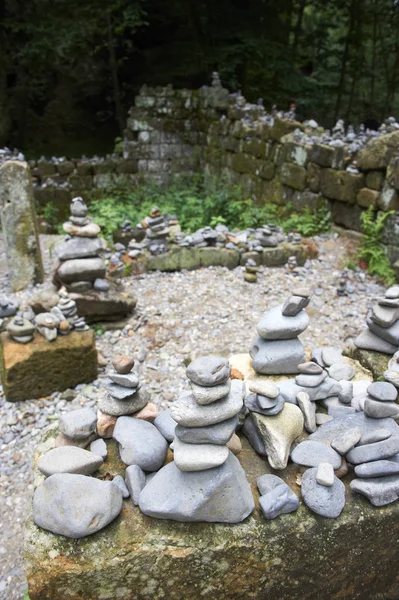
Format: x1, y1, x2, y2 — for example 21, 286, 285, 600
0, 160, 44, 291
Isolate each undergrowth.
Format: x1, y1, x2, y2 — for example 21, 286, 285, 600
359, 206, 396, 285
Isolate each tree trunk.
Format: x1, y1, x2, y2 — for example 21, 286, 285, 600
107, 12, 125, 135
291, 0, 306, 62
0, 2, 10, 145
334, 0, 357, 121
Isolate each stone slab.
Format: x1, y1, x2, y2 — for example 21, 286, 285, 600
0, 330, 97, 401
70, 288, 137, 323
26, 430, 399, 600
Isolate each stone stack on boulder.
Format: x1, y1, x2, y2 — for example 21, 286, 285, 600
54, 197, 108, 293
56, 407, 98, 449
6, 315, 35, 343
354, 285, 399, 355
139, 355, 255, 523
256, 473, 300, 520
143, 206, 170, 255
249, 289, 311, 374
244, 258, 259, 283
245, 380, 285, 417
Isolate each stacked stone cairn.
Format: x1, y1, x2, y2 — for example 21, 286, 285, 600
6, 315, 35, 343
142, 206, 170, 255
55, 197, 109, 293
354, 284, 399, 355
244, 258, 259, 283
0, 297, 17, 330
139, 356, 255, 523
250, 289, 311, 374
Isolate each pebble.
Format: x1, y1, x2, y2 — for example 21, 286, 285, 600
250, 336, 306, 375
301, 467, 346, 518
367, 382, 398, 402
186, 355, 230, 387
259, 483, 300, 520
315, 413, 333, 425
125, 465, 146, 505
90, 438, 107, 459
331, 427, 361, 455
364, 399, 399, 419
296, 391, 316, 433
316, 462, 334, 487
291, 440, 342, 469
351, 474, 399, 506
338, 381, 353, 404
96, 410, 117, 438
153, 409, 177, 442
113, 416, 168, 471
97, 388, 150, 417
346, 436, 399, 465
111, 474, 130, 499
256, 305, 309, 340
357, 428, 392, 446
256, 474, 286, 496
59, 407, 97, 440
108, 372, 140, 389
33, 473, 122, 537
295, 371, 327, 388
321, 347, 343, 366
38, 446, 103, 476
226, 433, 242, 455
175, 415, 238, 445
354, 456, 399, 478
328, 363, 356, 381
297, 362, 323, 375
328, 405, 357, 418
190, 380, 231, 405
173, 437, 229, 471
248, 380, 279, 398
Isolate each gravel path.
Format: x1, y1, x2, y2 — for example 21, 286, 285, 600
0, 232, 385, 600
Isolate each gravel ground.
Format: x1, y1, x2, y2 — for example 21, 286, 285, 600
0, 232, 386, 600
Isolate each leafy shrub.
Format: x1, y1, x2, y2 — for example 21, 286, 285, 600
359, 206, 396, 285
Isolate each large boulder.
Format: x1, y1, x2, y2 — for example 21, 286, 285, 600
356, 131, 399, 171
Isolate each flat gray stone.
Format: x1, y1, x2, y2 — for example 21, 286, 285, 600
367, 315, 399, 345
38, 446, 103, 477
173, 437, 229, 471
90, 438, 107, 459
364, 398, 399, 419
358, 428, 392, 446
386, 285, 399, 299
321, 347, 343, 367
248, 380, 279, 398
139, 452, 254, 523
346, 436, 399, 464
315, 413, 333, 425
367, 381, 398, 402
170, 380, 244, 427
59, 407, 97, 440
309, 413, 399, 445
33, 473, 122, 538
296, 391, 316, 433
153, 409, 176, 442
256, 305, 309, 340
281, 295, 310, 317
278, 378, 302, 404
245, 393, 285, 416
105, 381, 140, 400
57, 257, 106, 283
354, 456, 399, 478
316, 462, 334, 487
113, 417, 168, 471
190, 380, 231, 405
56, 236, 103, 261
250, 336, 305, 375
186, 356, 230, 387
125, 465, 146, 505
108, 372, 140, 389
304, 378, 342, 402
97, 388, 150, 417
111, 474, 130, 499
338, 381, 353, 404
242, 417, 267, 456
301, 467, 345, 518
257, 394, 279, 409
354, 330, 397, 354
331, 427, 361, 455
175, 416, 238, 445
328, 363, 356, 381
311, 348, 326, 367
256, 474, 285, 495
328, 405, 357, 418
259, 483, 300, 520
370, 304, 399, 328
295, 371, 327, 388
350, 474, 399, 506
298, 361, 323, 375
291, 440, 341, 469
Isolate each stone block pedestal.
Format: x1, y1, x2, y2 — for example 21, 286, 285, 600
0, 330, 97, 401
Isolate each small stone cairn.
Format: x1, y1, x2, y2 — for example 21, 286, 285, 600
55, 197, 109, 293
354, 284, 399, 355
143, 206, 170, 255
6, 315, 36, 343
98, 355, 150, 418
244, 258, 259, 283
250, 289, 311, 374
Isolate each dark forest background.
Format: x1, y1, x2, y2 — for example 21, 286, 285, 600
1, 0, 399, 156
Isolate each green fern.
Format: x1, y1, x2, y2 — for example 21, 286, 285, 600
359, 206, 396, 285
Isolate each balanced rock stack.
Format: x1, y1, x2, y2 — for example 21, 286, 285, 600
139, 356, 255, 523
250, 289, 311, 374
143, 206, 170, 255
0, 297, 17, 322
244, 259, 259, 283
33, 288, 89, 342
54, 197, 108, 293
98, 355, 150, 418
6, 315, 35, 343
354, 285, 399, 355
253, 225, 279, 249
246, 380, 285, 417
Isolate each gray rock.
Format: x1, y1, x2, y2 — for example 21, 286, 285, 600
248, 380, 279, 398
296, 391, 316, 433
57, 257, 106, 283
310, 413, 399, 445
190, 380, 231, 405
298, 361, 323, 375
170, 380, 244, 427
346, 436, 399, 464
173, 437, 229, 471
259, 483, 300, 520
316, 462, 334, 487
278, 378, 302, 403
386, 285, 399, 299
354, 455, 399, 478
331, 427, 361, 455
33, 473, 122, 538
250, 336, 305, 375
338, 381, 353, 404
153, 409, 177, 442
256, 305, 309, 340
281, 295, 310, 317
364, 398, 399, 419
38, 446, 103, 477
315, 413, 333, 425
256, 474, 286, 495
367, 315, 399, 345
295, 371, 327, 388
112, 474, 130, 499
90, 438, 107, 459
311, 348, 326, 367
358, 428, 392, 446
113, 417, 168, 471
242, 417, 267, 456
97, 388, 150, 417
108, 372, 140, 389
105, 381, 140, 400
257, 394, 279, 410
370, 304, 399, 328
139, 452, 254, 523
186, 356, 230, 387
245, 393, 285, 416
328, 363, 356, 381
367, 381, 398, 402
125, 465, 146, 505
56, 237, 102, 261
93, 278, 110, 292
175, 416, 238, 445
328, 405, 357, 418
354, 330, 398, 354
291, 440, 342, 469
301, 467, 345, 518
305, 378, 342, 402
59, 407, 97, 440
350, 474, 399, 506
321, 347, 343, 367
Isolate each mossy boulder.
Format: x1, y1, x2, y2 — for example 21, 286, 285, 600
0, 330, 97, 401
344, 343, 390, 380
320, 169, 365, 203
310, 144, 345, 169
356, 187, 379, 208
280, 162, 307, 191
357, 131, 399, 171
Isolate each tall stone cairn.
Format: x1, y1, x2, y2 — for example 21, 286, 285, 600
0, 160, 44, 291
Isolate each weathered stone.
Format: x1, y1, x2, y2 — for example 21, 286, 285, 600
59, 407, 97, 440
173, 437, 229, 471
56, 237, 103, 261
250, 336, 305, 375
153, 408, 177, 442
354, 457, 399, 479
331, 427, 361, 455
186, 355, 230, 387
351, 474, 399, 506
301, 467, 346, 518
280, 162, 306, 191
38, 446, 103, 476
291, 440, 341, 469
57, 258, 106, 283
175, 415, 238, 445
357, 187, 379, 208
0, 330, 97, 401
256, 305, 309, 340
354, 330, 397, 355
320, 169, 364, 203
69, 287, 137, 323
347, 436, 399, 465
364, 398, 399, 419
259, 482, 300, 520
125, 465, 146, 505
357, 130, 399, 170
296, 391, 316, 433
96, 410, 117, 438
90, 438, 107, 459
0, 161, 44, 291
316, 462, 334, 487
190, 380, 231, 405
113, 416, 168, 471
97, 388, 150, 416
